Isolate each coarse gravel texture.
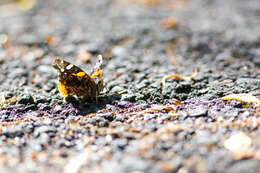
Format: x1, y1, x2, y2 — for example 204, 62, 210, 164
0, 0, 260, 172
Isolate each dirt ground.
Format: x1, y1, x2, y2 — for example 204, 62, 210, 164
0, 0, 260, 172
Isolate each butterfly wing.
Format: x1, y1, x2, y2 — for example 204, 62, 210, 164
53, 58, 97, 98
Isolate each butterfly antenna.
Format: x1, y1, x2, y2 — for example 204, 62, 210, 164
94, 55, 103, 72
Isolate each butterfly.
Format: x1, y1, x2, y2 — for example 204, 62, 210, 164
53, 55, 103, 102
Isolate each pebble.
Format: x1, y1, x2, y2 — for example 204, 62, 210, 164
114, 114, 126, 122
188, 106, 208, 117
111, 46, 128, 57
18, 95, 35, 105
96, 112, 114, 121
34, 126, 56, 137
2, 125, 24, 138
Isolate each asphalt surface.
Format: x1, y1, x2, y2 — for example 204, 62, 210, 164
0, 0, 260, 172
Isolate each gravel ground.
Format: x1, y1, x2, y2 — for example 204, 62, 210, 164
0, 0, 260, 172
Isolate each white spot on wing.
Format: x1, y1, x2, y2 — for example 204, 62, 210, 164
66, 64, 74, 70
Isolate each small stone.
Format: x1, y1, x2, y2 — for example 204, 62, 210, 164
42, 118, 53, 125
96, 112, 114, 121
143, 113, 157, 120
86, 118, 97, 125
34, 126, 56, 137
37, 133, 50, 145
18, 95, 35, 105
135, 82, 147, 90
37, 65, 51, 73
188, 106, 208, 117
114, 114, 125, 122
121, 94, 136, 102
98, 121, 109, 127
8, 68, 27, 79
160, 114, 172, 120
38, 104, 51, 111
111, 86, 124, 93
224, 131, 252, 160
52, 105, 63, 113
111, 46, 128, 57
2, 125, 24, 138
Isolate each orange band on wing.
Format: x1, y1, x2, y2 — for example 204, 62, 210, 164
91, 69, 102, 78
58, 81, 69, 95
72, 72, 86, 77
